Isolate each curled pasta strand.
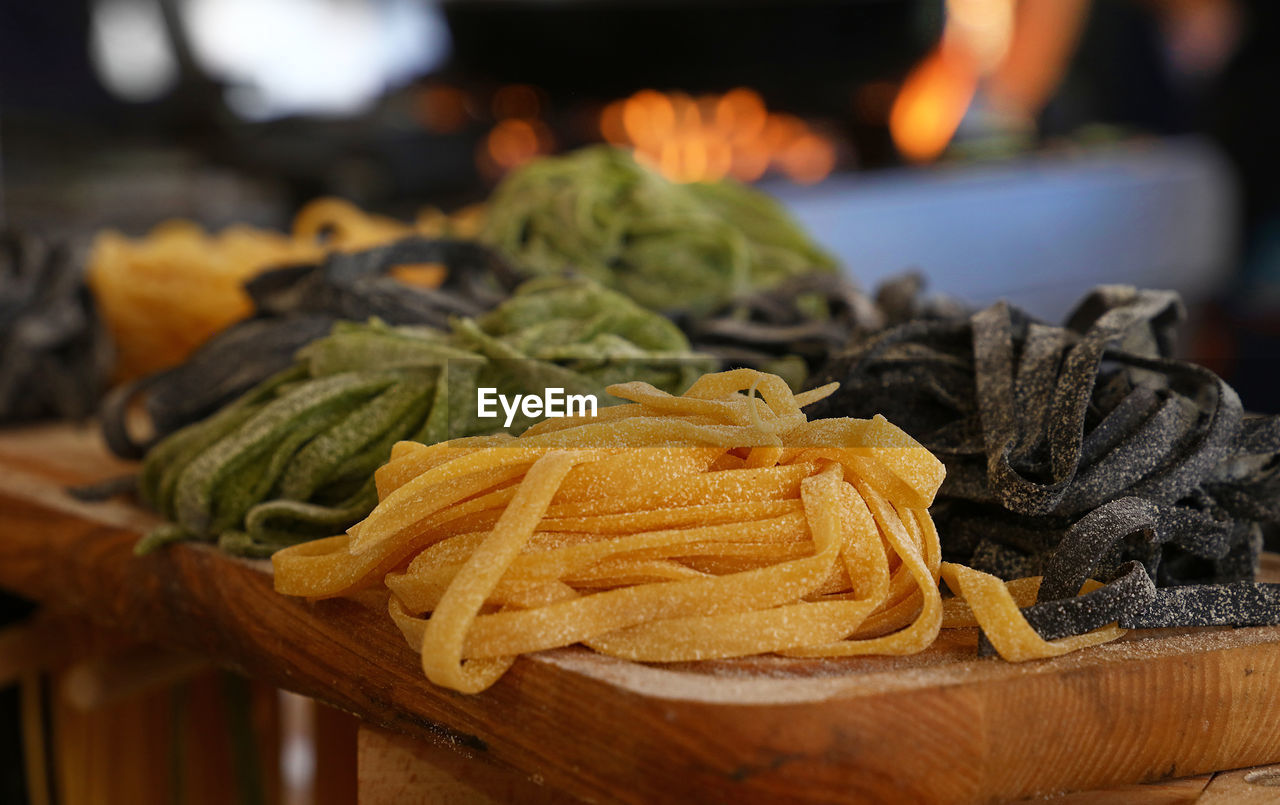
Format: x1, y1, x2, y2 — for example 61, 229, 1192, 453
273, 369, 1131, 693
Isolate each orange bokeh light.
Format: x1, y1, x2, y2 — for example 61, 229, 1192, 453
599, 87, 836, 184
491, 84, 543, 120
889, 47, 978, 164
729, 144, 770, 182
716, 88, 767, 142
486, 118, 550, 171
417, 84, 470, 134
778, 134, 838, 185
599, 100, 627, 144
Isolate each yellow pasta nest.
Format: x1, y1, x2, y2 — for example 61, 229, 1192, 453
88, 198, 484, 381
272, 369, 1126, 693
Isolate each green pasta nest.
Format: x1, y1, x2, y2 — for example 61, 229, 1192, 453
136, 276, 713, 557
480, 146, 837, 315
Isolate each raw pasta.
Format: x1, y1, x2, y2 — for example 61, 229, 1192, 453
98, 237, 521, 459
812, 285, 1280, 647
273, 369, 1125, 694
0, 230, 111, 423
129, 278, 711, 556
479, 147, 836, 315
88, 198, 478, 381
679, 271, 966, 390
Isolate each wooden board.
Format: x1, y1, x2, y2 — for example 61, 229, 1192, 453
2, 423, 1280, 805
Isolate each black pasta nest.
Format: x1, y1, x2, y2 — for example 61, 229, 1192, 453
0, 230, 112, 423
811, 285, 1280, 642
676, 271, 967, 386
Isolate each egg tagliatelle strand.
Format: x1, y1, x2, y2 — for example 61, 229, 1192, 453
271, 369, 1131, 693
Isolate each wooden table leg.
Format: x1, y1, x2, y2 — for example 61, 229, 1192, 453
280, 693, 358, 805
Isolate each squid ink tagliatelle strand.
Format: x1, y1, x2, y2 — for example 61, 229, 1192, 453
813, 285, 1280, 651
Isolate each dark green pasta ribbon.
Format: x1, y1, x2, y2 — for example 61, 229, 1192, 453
101, 236, 521, 459
134, 276, 713, 556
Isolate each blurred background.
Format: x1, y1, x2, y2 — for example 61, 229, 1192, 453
4, 0, 1280, 381
4, 1, 1280, 802
6, 0, 1280, 413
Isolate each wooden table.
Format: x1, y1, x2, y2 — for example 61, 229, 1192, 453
2, 423, 1280, 804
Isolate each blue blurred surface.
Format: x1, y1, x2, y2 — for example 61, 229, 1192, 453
771, 138, 1236, 322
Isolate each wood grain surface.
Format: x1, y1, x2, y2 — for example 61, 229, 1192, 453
2, 423, 1280, 805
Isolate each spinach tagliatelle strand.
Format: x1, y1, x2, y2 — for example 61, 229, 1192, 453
133, 276, 714, 557
100, 236, 522, 460
478, 146, 837, 315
